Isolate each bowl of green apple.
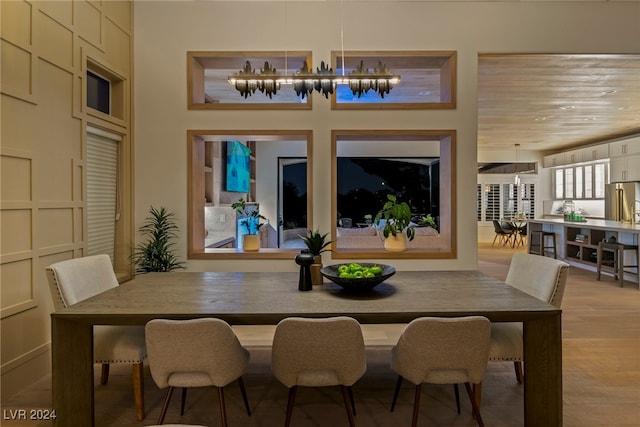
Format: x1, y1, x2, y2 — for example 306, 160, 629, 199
320, 262, 396, 291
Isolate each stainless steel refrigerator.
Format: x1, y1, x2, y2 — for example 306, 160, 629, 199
605, 182, 640, 223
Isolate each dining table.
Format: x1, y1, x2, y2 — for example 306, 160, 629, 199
50, 270, 562, 427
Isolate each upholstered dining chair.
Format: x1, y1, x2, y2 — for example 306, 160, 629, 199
271, 316, 367, 427
485, 253, 569, 398
390, 316, 491, 427
145, 318, 251, 426
46, 254, 147, 421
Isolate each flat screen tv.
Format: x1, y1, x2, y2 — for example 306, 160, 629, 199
226, 141, 251, 193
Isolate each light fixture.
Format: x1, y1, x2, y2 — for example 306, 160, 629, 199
228, 60, 401, 99
514, 143, 521, 186
227, 0, 401, 99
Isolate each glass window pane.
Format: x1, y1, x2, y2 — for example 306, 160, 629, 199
584, 165, 593, 198
575, 166, 583, 199
565, 169, 574, 199
555, 169, 564, 199
595, 164, 606, 198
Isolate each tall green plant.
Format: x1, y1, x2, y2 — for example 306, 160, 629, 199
374, 194, 415, 241
299, 229, 332, 256
132, 206, 185, 272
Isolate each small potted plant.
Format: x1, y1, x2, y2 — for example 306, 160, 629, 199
132, 206, 185, 272
299, 229, 333, 285
418, 214, 438, 231
364, 214, 373, 225
231, 198, 267, 251
374, 194, 415, 252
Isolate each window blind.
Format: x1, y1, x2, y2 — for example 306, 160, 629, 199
86, 127, 120, 259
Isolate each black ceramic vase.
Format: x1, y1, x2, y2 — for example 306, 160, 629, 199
295, 249, 315, 291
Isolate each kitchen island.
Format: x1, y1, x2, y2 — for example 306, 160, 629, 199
528, 218, 640, 285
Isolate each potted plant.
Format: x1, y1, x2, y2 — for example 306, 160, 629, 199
299, 229, 333, 285
374, 194, 415, 252
418, 214, 438, 231
231, 198, 267, 251
132, 206, 185, 272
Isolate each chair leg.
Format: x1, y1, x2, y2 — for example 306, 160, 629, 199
218, 387, 228, 427
132, 362, 145, 421
514, 361, 524, 384
473, 382, 482, 409
284, 386, 297, 427
391, 375, 403, 411
412, 384, 422, 427
180, 388, 187, 415
492, 234, 500, 247
340, 386, 356, 427
465, 383, 485, 427
238, 376, 252, 416
347, 385, 356, 416
453, 383, 461, 414
157, 386, 174, 425
100, 363, 110, 385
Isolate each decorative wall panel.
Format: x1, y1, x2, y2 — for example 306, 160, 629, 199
1, 41, 33, 98
0, 260, 33, 311
1, 1, 31, 48
104, 18, 131, 75
1, 155, 31, 202
0, 210, 32, 255
37, 10, 73, 70
104, 1, 131, 32
35, 0, 73, 28
75, 0, 102, 48
37, 209, 74, 249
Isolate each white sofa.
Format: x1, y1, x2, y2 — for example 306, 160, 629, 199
336, 226, 440, 249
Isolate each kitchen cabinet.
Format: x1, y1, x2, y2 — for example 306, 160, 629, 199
580, 144, 609, 162
543, 152, 567, 168
609, 138, 640, 157
610, 154, 640, 182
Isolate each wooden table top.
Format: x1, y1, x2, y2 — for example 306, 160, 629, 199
52, 270, 559, 325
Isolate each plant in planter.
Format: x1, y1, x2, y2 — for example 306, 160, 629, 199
132, 206, 185, 272
299, 229, 333, 285
231, 198, 267, 251
417, 214, 438, 231
374, 194, 415, 252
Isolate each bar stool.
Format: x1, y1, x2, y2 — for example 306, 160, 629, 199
528, 230, 558, 259
596, 241, 640, 288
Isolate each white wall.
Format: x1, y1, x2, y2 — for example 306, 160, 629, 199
134, 1, 640, 271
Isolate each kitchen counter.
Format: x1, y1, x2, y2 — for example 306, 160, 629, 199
528, 219, 639, 285
530, 218, 640, 233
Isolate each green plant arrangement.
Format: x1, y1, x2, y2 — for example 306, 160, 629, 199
374, 194, 416, 241
231, 198, 267, 235
299, 229, 333, 256
418, 214, 438, 231
132, 206, 185, 272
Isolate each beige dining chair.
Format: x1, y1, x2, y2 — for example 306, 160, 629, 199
46, 254, 147, 421
390, 316, 491, 427
145, 318, 251, 426
484, 253, 569, 400
271, 316, 367, 427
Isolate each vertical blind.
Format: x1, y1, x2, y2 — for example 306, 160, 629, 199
86, 127, 120, 259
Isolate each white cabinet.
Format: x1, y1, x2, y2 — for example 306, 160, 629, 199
610, 154, 640, 182
543, 152, 567, 168
609, 138, 640, 157
581, 144, 609, 162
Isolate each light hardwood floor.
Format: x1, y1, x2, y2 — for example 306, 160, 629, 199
2, 243, 639, 426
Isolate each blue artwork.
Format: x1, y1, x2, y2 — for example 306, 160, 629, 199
226, 141, 251, 193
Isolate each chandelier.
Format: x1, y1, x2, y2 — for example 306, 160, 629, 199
228, 59, 401, 99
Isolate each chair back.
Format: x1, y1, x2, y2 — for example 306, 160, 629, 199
145, 318, 248, 389
492, 219, 503, 234
46, 254, 119, 309
506, 253, 569, 307
271, 316, 366, 388
392, 316, 490, 385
